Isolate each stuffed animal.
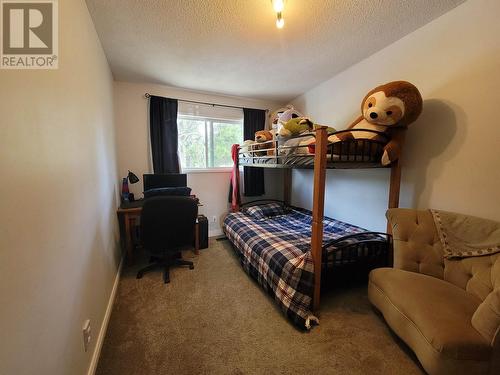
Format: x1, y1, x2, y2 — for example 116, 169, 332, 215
241, 130, 276, 157
314, 124, 336, 134
278, 117, 314, 137
279, 117, 336, 138
328, 81, 423, 165
254, 130, 275, 156
278, 105, 303, 124
255, 130, 273, 143
269, 105, 304, 135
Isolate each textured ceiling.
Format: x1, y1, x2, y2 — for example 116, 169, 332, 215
86, 0, 465, 102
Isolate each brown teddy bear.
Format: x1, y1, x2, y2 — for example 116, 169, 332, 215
254, 130, 275, 156
329, 81, 423, 165
241, 130, 275, 157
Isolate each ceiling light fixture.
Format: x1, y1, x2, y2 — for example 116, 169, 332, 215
276, 13, 284, 29
272, 0, 285, 29
272, 0, 284, 12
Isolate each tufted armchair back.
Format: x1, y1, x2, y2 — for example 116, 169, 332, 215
387, 208, 500, 371
386, 208, 500, 302
386, 208, 445, 280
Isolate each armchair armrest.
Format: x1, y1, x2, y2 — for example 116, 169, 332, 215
471, 286, 500, 374
386, 208, 444, 279
486, 256, 500, 374
492, 326, 500, 375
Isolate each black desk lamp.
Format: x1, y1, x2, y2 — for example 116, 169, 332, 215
127, 170, 139, 184
122, 170, 140, 202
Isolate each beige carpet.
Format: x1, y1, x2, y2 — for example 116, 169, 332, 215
96, 238, 423, 375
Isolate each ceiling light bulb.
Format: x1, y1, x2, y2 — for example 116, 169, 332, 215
272, 0, 285, 13
276, 17, 284, 29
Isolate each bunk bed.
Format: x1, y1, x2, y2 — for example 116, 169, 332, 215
222, 128, 402, 329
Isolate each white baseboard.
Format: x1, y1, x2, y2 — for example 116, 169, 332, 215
87, 256, 124, 375
209, 229, 223, 237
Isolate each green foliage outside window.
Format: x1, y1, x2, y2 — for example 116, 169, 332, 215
178, 118, 206, 169
178, 116, 243, 169
213, 122, 243, 167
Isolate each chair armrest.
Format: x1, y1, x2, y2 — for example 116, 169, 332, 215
386, 208, 444, 279
489, 257, 500, 374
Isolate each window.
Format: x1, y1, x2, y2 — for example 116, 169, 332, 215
177, 105, 243, 170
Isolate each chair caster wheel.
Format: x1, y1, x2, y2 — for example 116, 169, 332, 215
189, 265, 194, 270
136, 273, 143, 279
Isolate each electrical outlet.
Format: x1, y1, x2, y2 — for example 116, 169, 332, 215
82, 319, 91, 352
212, 216, 217, 223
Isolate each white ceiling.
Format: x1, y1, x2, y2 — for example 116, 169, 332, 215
86, 0, 465, 102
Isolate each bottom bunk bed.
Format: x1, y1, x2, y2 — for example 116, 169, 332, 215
222, 201, 391, 330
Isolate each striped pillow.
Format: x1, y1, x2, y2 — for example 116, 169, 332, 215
245, 203, 285, 220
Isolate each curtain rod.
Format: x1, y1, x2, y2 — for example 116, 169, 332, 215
144, 93, 268, 112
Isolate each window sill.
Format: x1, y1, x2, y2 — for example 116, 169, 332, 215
183, 168, 233, 174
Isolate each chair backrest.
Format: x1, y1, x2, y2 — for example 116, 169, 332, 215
387, 208, 500, 302
388, 208, 500, 359
386, 208, 445, 279
141, 196, 198, 254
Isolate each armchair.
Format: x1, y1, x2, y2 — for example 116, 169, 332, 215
368, 208, 500, 375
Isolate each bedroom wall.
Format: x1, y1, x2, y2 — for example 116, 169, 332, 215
290, 0, 500, 231
114, 81, 285, 236
0, 0, 120, 374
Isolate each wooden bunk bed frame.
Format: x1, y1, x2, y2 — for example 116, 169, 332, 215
236, 127, 402, 311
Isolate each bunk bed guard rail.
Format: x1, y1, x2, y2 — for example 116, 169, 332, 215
237, 129, 391, 168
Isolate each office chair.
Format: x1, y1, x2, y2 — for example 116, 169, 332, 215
136, 196, 198, 283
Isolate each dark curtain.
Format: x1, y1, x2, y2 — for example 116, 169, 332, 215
149, 96, 180, 174
243, 108, 266, 196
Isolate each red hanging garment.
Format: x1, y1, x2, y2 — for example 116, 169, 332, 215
230, 144, 241, 211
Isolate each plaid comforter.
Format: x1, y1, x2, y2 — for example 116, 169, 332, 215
222, 206, 372, 329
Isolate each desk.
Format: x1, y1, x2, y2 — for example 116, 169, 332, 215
117, 199, 201, 263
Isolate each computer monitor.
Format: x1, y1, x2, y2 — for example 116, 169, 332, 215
143, 174, 187, 191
